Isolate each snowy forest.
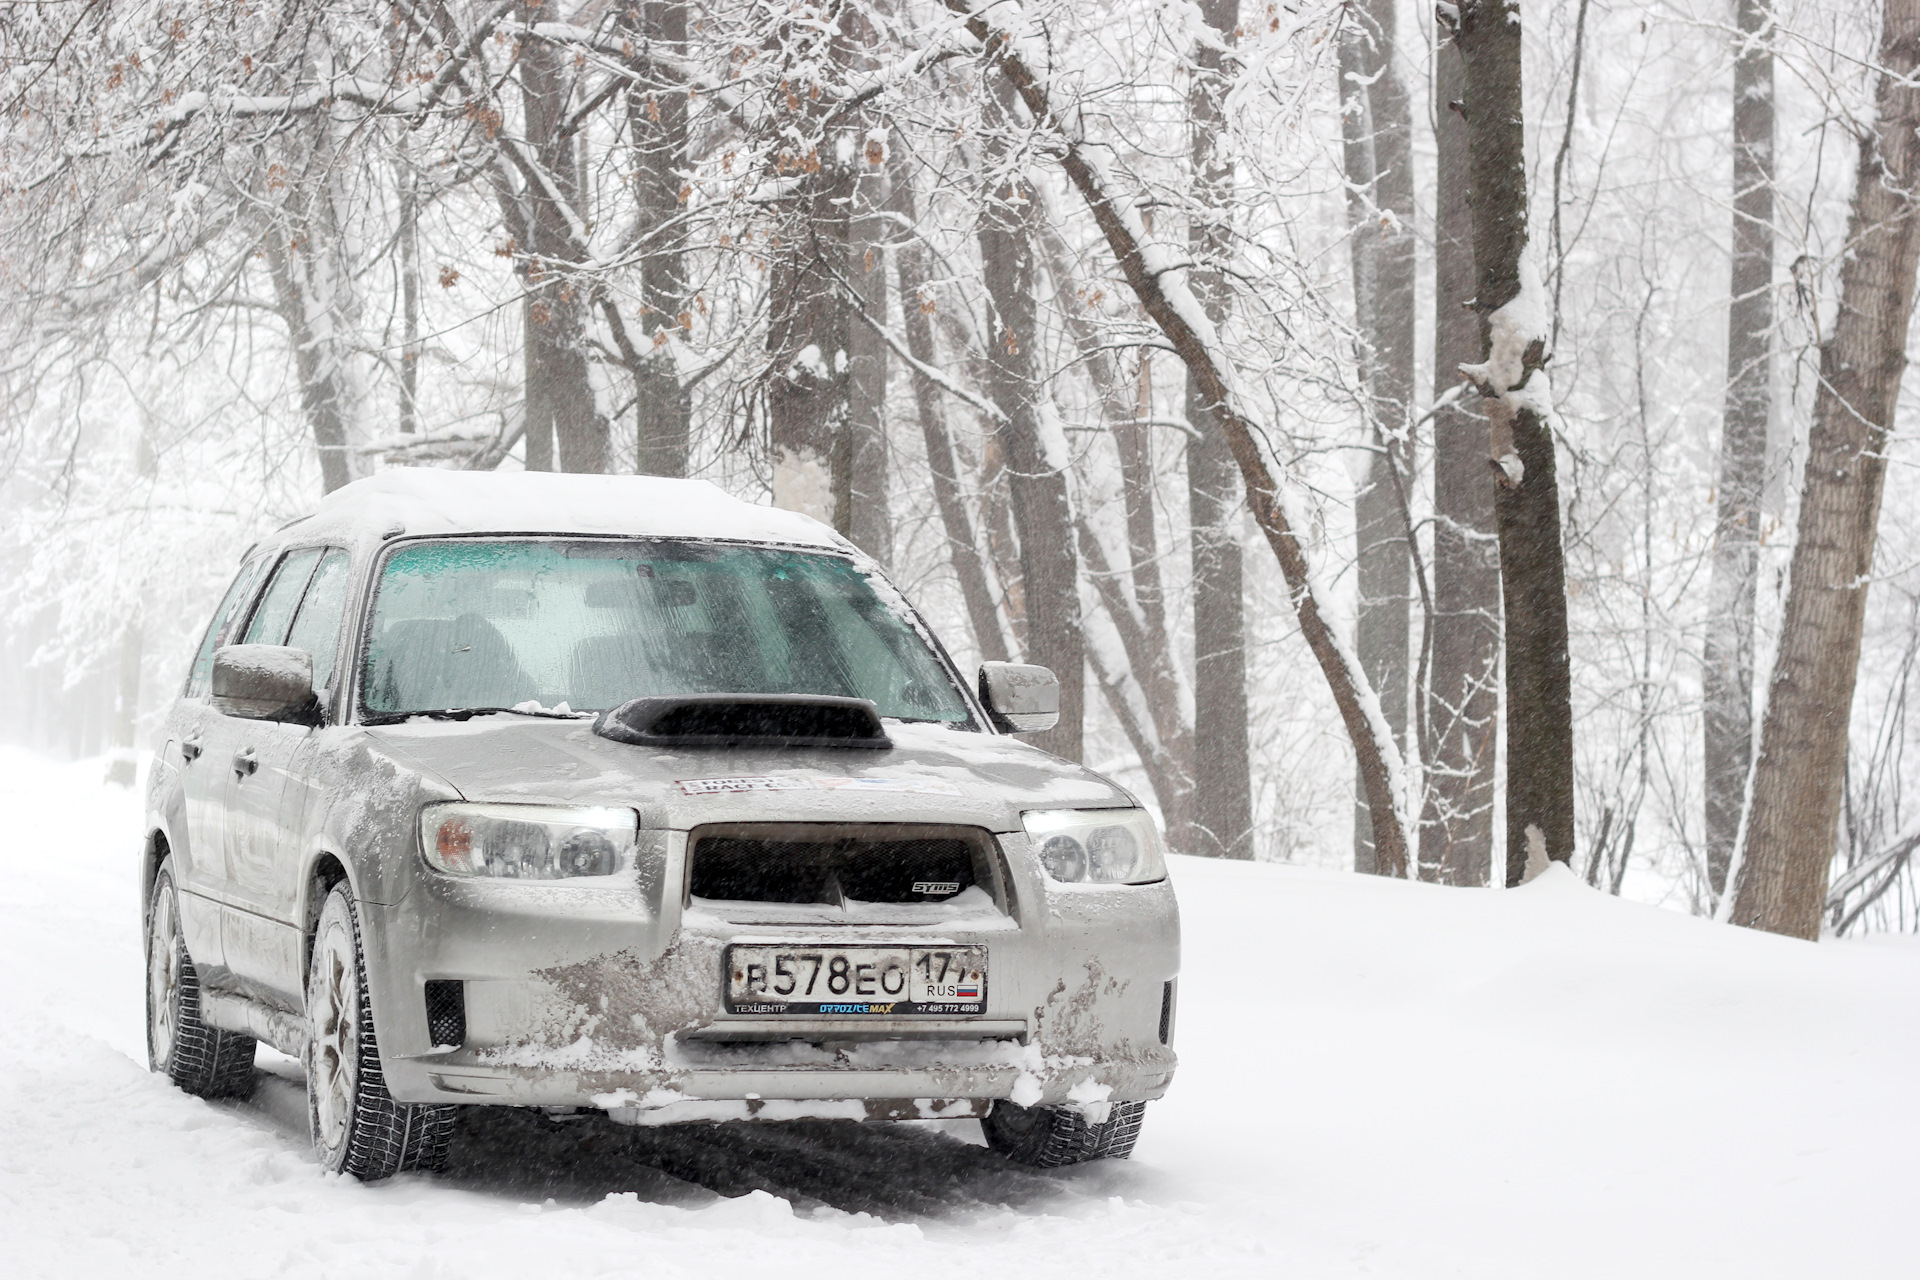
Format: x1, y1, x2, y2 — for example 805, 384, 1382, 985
4, 0, 1917, 939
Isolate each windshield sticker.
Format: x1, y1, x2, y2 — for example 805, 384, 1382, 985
674, 775, 963, 797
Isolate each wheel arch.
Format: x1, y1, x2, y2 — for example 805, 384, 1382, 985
300, 850, 354, 985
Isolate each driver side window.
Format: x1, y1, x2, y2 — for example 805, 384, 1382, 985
284, 550, 352, 694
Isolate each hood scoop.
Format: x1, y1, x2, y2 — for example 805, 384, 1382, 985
593, 694, 893, 750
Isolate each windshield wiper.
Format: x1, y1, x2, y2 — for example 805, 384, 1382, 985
361, 705, 591, 726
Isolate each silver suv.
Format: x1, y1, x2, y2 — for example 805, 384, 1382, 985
142, 471, 1178, 1180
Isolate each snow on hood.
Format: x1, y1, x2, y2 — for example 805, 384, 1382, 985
363, 717, 1134, 831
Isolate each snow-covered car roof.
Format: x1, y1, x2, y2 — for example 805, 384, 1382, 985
263, 469, 849, 554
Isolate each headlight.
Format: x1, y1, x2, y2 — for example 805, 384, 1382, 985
420, 803, 637, 880
1021, 808, 1167, 885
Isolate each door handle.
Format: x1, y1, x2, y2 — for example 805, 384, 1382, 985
180, 739, 203, 764
232, 749, 257, 778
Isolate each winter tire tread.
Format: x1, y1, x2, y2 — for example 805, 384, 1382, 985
309, 882, 457, 1181
981, 1099, 1147, 1167
147, 864, 257, 1100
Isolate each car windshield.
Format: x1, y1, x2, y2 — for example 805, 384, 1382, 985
361, 539, 973, 724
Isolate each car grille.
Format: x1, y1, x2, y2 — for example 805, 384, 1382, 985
687, 823, 997, 907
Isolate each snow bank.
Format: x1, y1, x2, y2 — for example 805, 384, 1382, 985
1, 747, 1913, 1279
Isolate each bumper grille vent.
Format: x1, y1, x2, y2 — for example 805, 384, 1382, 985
424, 979, 466, 1049
688, 823, 994, 906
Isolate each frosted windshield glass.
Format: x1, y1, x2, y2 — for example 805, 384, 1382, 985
361, 540, 971, 722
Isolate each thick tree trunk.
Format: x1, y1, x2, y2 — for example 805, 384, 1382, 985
889, 149, 1010, 664
521, 1, 604, 474
978, 80, 1084, 762
1186, 0, 1254, 859
1423, 37, 1500, 887
1339, 0, 1414, 874
1734, 0, 1920, 940
1451, 0, 1576, 885
1704, 0, 1774, 902
629, 0, 693, 478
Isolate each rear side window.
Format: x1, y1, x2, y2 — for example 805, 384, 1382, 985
243, 548, 324, 647
184, 557, 269, 699
284, 550, 352, 692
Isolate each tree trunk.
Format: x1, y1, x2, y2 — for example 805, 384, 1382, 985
765, 62, 851, 530
889, 147, 1011, 664
629, 0, 693, 478
1450, 0, 1576, 885
844, 110, 892, 566
1423, 36, 1500, 887
521, 1, 604, 474
263, 221, 356, 494
1339, 0, 1414, 874
398, 154, 420, 436
1734, 0, 1920, 940
978, 80, 1084, 762
1186, 0, 1253, 859
1704, 0, 1774, 903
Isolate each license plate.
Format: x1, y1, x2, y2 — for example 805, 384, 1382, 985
725, 945, 987, 1016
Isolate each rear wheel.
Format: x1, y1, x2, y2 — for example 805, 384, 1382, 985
981, 1098, 1146, 1167
146, 862, 257, 1099
306, 881, 456, 1180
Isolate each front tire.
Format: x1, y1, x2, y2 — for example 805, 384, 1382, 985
982, 1098, 1147, 1167
306, 881, 456, 1180
146, 861, 256, 1099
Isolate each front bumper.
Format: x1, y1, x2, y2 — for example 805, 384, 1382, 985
362, 830, 1180, 1115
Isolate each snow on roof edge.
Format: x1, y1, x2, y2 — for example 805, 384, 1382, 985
281, 469, 848, 551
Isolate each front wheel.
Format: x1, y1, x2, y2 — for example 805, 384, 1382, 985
981, 1098, 1147, 1167
306, 882, 456, 1180
146, 861, 256, 1099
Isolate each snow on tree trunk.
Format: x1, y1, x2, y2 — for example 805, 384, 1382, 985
520, 4, 605, 475
943, 0, 1412, 872
1423, 36, 1500, 888
1704, 0, 1775, 905
1339, 0, 1414, 875
1733, 0, 1920, 940
1448, 0, 1576, 885
1185, 0, 1254, 861
628, 0, 694, 479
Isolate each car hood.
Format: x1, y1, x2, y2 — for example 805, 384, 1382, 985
362, 717, 1134, 832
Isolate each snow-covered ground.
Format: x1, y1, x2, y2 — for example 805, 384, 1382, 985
2, 746, 1913, 1280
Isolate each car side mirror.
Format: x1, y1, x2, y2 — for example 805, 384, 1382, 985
212, 645, 317, 722
978, 662, 1059, 733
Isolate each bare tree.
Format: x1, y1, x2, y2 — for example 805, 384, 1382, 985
976, 79, 1085, 760
1423, 32, 1499, 886
1447, 0, 1576, 884
1703, 0, 1776, 902
628, 0, 695, 478
520, 0, 605, 473
945, 0, 1414, 872
1338, 0, 1414, 873
1734, 0, 1920, 939
1186, 0, 1254, 858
